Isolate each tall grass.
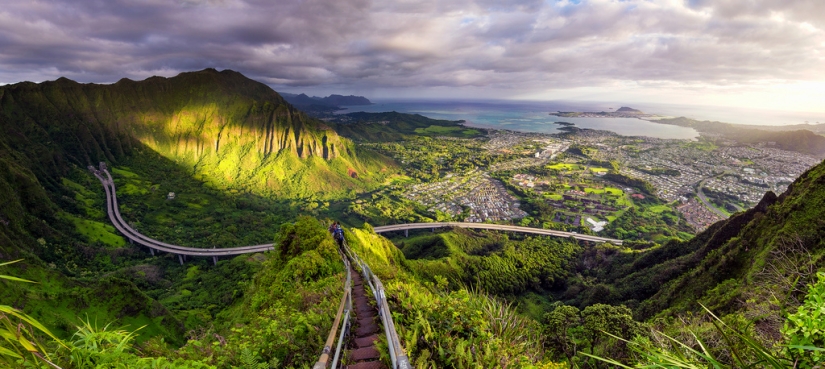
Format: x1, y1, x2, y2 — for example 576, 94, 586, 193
583, 304, 822, 369
1, 259, 65, 368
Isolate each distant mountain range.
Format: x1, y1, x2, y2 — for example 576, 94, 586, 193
280, 92, 372, 107
656, 117, 825, 155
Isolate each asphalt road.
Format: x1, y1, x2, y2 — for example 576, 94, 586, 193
696, 178, 728, 219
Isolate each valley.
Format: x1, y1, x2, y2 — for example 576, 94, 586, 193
2, 0, 824, 366
1, 70, 824, 368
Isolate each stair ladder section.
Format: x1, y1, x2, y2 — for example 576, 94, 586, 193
343, 240, 411, 369
313, 248, 352, 369
347, 256, 383, 369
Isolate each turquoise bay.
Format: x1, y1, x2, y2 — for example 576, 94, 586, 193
341, 99, 700, 140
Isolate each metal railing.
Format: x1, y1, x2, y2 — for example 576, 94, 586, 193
312, 247, 352, 369
343, 239, 411, 369
313, 234, 411, 369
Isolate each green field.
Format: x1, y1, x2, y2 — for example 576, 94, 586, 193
589, 167, 609, 174
112, 167, 140, 177
683, 140, 718, 152
584, 186, 623, 196
544, 193, 563, 201
547, 163, 582, 171
648, 204, 671, 213
414, 125, 480, 136
59, 212, 126, 247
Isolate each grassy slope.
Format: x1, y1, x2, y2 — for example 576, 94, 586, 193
343, 226, 557, 368
560, 157, 825, 326
0, 69, 395, 347
640, 160, 825, 317
0, 141, 186, 343
387, 229, 596, 325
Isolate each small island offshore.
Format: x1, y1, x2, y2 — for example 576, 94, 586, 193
551, 106, 661, 118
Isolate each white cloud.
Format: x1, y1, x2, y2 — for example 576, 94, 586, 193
0, 0, 823, 112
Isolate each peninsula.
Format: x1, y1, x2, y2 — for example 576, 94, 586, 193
550, 106, 659, 118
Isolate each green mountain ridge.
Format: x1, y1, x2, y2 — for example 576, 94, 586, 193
0, 68, 395, 199
2, 68, 825, 367
657, 116, 825, 155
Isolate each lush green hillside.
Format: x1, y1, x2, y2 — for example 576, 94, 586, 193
558, 156, 825, 322
0, 69, 395, 366
0, 68, 396, 199
0, 134, 191, 347
3, 69, 825, 368
331, 111, 483, 142
396, 229, 580, 299
657, 117, 825, 155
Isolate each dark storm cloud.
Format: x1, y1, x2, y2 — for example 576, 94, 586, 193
0, 0, 823, 95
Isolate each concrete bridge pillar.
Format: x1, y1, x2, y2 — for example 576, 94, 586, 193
150, 248, 155, 256
405, 229, 408, 237
213, 256, 218, 266
178, 254, 184, 265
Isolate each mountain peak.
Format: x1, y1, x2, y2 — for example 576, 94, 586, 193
0, 69, 384, 198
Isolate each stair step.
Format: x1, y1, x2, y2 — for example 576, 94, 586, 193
346, 361, 386, 369
357, 317, 375, 326
355, 335, 379, 348
355, 321, 380, 336
355, 301, 373, 310
350, 346, 380, 361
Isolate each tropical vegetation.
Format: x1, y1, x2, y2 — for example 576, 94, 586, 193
1, 69, 824, 368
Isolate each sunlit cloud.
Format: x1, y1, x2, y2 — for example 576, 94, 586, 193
0, 0, 823, 112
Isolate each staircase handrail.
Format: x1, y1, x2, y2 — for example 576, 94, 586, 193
313, 247, 352, 369
342, 239, 411, 369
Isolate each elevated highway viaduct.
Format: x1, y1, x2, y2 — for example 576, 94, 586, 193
373, 222, 623, 245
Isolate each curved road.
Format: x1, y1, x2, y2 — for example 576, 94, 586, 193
92, 163, 623, 263
91, 165, 275, 260
93, 164, 410, 363
373, 222, 623, 245
696, 178, 728, 219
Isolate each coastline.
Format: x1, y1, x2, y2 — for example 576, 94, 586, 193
462, 115, 699, 140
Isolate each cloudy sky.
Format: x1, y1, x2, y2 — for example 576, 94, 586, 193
1, 0, 823, 113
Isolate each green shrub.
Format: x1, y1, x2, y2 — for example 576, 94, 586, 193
783, 271, 825, 367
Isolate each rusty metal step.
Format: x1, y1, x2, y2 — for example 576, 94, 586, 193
345, 361, 386, 369
355, 334, 379, 348
355, 321, 379, 337
350, 346, 381, 361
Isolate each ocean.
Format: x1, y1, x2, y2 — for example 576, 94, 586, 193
337, 99, 825, 140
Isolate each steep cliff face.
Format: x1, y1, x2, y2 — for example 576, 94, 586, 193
0, 69, 390, 197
